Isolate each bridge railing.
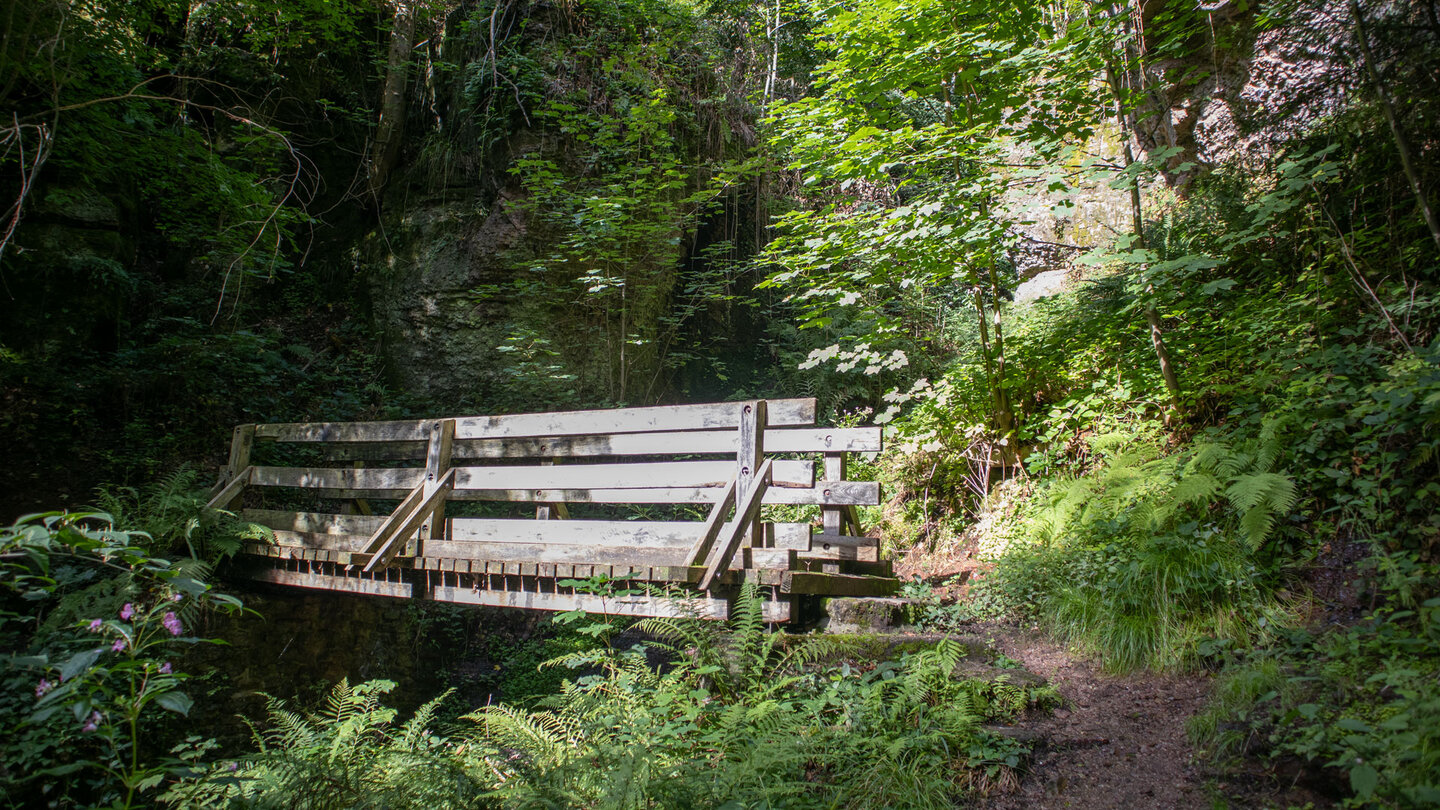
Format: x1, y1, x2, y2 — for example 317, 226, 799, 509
207, 398, 894, 621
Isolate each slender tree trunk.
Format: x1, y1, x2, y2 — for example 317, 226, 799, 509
972, 287, 1015, 437
1351, 0, 1440, 254
1106, 33, 1184, 415
984, 264, 1017, 438
370, 1, 415, 194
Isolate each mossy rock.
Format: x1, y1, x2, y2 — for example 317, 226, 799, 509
820, 597, 921, 634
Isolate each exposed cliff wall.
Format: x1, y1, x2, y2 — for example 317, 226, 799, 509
1133, 0, 1357, 180
359, 1, 742, 409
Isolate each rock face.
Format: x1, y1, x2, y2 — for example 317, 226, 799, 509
364, 187, 534, 406
1133, 0, 1356, 180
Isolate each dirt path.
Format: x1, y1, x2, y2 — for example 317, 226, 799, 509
974, 625, 1215, 810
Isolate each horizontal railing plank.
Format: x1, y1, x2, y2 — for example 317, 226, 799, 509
255, 399, 817, 443
802, 533, 881, 562
319, 427, 882, 461
447, 519, 811, 550
451, 481, 880, 506
242, 509, 387, 536
250, 466, 424, 490
453, 460, 813, 490
247, 460, 817, 495
420, 541, 693, 567
241, 520, 810, 556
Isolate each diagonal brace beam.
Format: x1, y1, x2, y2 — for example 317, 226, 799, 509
684, 477, 738, 567
699, 458, 773, 591
360, 468, 456, 573
206, 466, 254, 511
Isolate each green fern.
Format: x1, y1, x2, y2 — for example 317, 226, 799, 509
94, 466, 270, 563
165, 679, 481, 809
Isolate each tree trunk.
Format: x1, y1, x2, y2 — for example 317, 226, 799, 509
1351, 0, 1440, 254
1105, 21, 1185, 416
370, 1, 415, 195
972, 287, 1015, 438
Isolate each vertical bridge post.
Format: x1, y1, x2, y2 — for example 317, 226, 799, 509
822, 451, 846, 536
696, 401, 771, 591
206, 424, 255, 510
417, 419, 455, 552
737, 400, 767, 549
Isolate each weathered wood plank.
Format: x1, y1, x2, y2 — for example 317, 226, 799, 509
243, 566, 414, 598
223, 424, 255, 481
684, 479, 737, 566
248, 469, 869, 504
250, 466, 425, 491
737, 401, 765, 549
780, 571, 898, 596
361, 469, 457, 573
448, 518, 810, 551
241, 509, 387, 536
421, 541, 693, 567
454, 398, 813, 439
205, 466, 253, 510
256, 399, 817, 443
802, 533, 881, 563
699, 458, 772, 591
263, 531, 371, 551
449, 480, 880, 505
419, 537, 802, 570
431, 587, 791, 622
822, 452, 846, 537
453, 460, 813, 491
744, 548, 798, 570
433, 586, 732, 618
534, 459, 569, 520
419, 419, 455, 542
318, 427, 882, 462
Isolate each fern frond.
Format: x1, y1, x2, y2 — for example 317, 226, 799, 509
1170, 471, 1221, 508
1226, 471, 1296, 513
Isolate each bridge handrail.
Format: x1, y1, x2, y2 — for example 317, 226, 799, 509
208, 398, 892, 620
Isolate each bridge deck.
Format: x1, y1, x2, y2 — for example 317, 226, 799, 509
209, 399, 897, 621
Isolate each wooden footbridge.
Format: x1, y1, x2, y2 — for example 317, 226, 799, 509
207, 399, 897, 622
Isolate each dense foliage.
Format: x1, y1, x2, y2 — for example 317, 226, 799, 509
164, 587, 1056, 809
3, 0, 1439, 805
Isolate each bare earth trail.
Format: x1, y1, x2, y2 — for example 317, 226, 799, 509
973, 626, 1215, 810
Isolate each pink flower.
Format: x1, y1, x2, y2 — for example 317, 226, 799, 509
119, 603, 134, 621
171, 593, 183, 602
111, 638, 127, 652
159, 662, 172, 674
81, 711, 101, 733
87, 619, 102, 632
162, 612, 182, 636
35, 678, 52, 698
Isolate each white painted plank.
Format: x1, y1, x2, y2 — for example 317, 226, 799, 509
447, 519, 811, 550
320, 427, 882, 461
242, 509, 387, 536
249, 466, 425, 491
454, 399, 815, 439
421, 541, 692, 567
453, 460, 813, 490
248, 461, 814, 494
256, 399, 817, 443
449, 480, 880, 505
802, 533, 880, 562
